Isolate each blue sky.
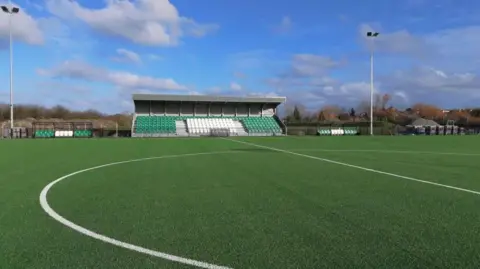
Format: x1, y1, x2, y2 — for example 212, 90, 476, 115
0, 0, 479, 113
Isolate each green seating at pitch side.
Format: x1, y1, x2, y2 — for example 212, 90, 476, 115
343, 127, 358, 135
74, 130, 92, 137
134, 116, 178, 134
317, 126, 358, 136
134, 115, 284, 135
317, 127, 331, 136
241, 117, 282, 133
34, 130, 55, 138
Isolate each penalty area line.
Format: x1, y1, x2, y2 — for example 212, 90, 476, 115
223, 138, 480, 196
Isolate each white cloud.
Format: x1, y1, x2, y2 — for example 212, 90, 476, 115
337, 82, 372, 98
338, 14, 349, 23
393, 91, 409, 104
37, 60, 188, 91
0, 2, 43, 45
45, 0, 218, 46
247, 92, 282, 98
229, 49, 276, 70
267, 53, 386, 108
358, 23, 480, 66
275, 16, 292, 33
424, 26, 480, 61
358, 23, 430, 57
385, 66, 480, 94
233, 71, 246, 79
290, 54, 341, 77
354, 23, 480, 106
147, 54, 162, 61
263, 23, 480, 109
268, 54, 342, 91
112, 48, 142, 64
207, 86, 222, 93
230, 82, 242, 91
25, 0, 43, 11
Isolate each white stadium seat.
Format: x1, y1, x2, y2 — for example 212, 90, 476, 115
186, 118, 237, 135
53, 130, 74, 137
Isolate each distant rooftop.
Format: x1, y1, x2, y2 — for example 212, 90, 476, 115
132, 93, 286, 104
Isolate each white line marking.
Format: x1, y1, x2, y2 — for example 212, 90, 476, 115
284, 149, 480, 156
224, 139, 480, 196
40, 151, 235, 269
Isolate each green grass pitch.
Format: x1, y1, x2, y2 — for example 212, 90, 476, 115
1, 136, 480, 269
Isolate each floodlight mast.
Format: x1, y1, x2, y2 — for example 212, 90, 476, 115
366, 31, 379, 136
1, 0, 18, 132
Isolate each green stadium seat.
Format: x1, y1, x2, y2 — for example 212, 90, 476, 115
34, 130, 55, 138
133, 115, 283, 135
240, 117, 282, 134
317, 127, 332, 136
74, 130, 92, 137
134, 116, 178, 134
343, 127, 358, 135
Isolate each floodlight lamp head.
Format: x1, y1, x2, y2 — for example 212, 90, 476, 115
12, 7, 19, 13
1, 6, 9, 13
366, 31, 379, 37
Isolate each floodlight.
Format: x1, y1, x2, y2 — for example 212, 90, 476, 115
1, 4, 20, 130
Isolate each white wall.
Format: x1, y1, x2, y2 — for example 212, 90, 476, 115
262, 104, 276, 116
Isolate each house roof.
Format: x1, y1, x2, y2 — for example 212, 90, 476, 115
410, 118, 439, 126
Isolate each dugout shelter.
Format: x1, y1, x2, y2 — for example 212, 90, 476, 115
131, 94, 287, 137
33, 121, 93, 138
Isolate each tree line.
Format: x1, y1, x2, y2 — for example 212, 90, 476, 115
0, 104, 132, 129
2, 94, 480, 128
283, 94, 480, 125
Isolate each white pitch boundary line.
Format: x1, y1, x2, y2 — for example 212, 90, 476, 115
39, 151, 235, 269
224, 139, 480, 196
284, 149, 480, 156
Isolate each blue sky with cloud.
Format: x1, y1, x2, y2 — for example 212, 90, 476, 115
0, 0, 479, 113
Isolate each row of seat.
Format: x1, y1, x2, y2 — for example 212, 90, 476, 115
134, 115, 284, 135
135, 116, 177, 134
35, 130, 55, 138
34, 130, 92, 138
186, 118, 238, 135
74, 130, 92, 137
318, 127, 359, 136
55, 130, 74, 137
242, 117, 282, 134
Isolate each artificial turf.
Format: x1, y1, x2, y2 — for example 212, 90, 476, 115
1, 136, 480, 269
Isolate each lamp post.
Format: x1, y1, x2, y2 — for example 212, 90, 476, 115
366, 31, 379, 136
1, 2, 19, 131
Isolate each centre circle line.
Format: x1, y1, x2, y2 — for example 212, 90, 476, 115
39, 151, 237, 269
